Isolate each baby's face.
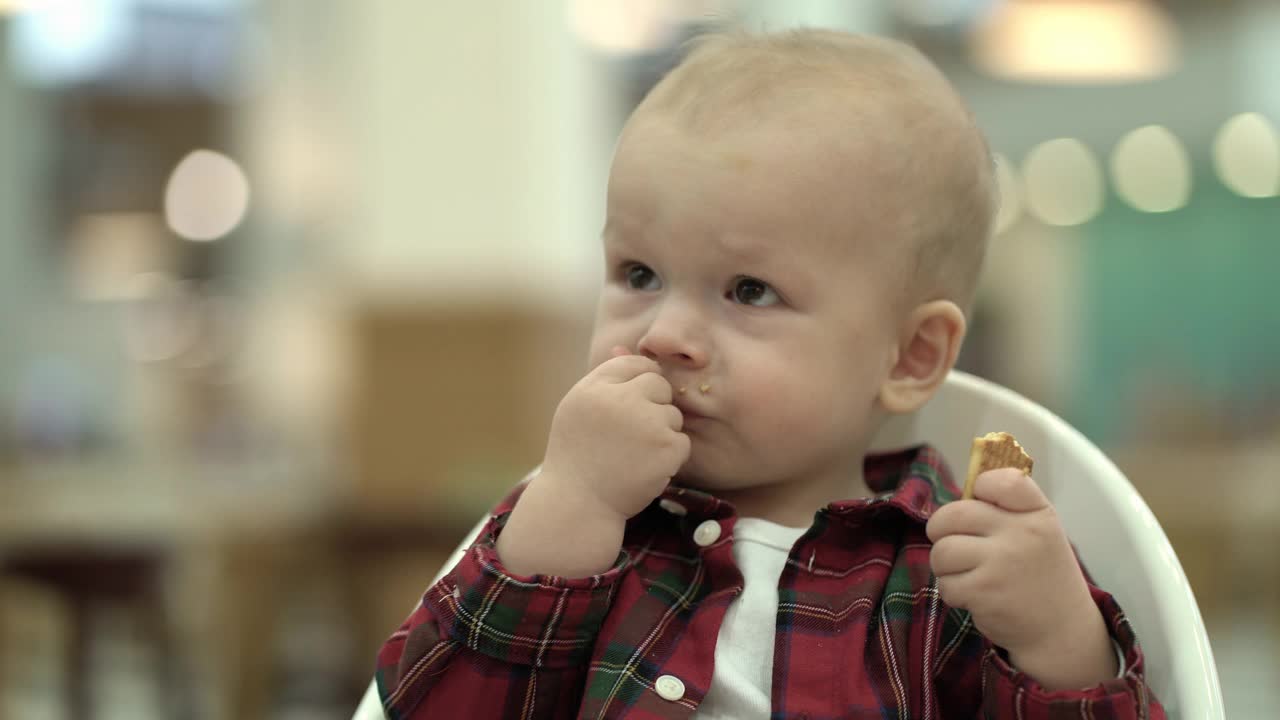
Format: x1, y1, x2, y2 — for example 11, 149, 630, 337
589, 115, 909, 494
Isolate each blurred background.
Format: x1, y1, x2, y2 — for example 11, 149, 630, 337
0, 0, 1276, 717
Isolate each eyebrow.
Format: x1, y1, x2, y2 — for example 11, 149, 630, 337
602, 223, 813, 287
600, 214, 639, 245
599, 226, 635, 255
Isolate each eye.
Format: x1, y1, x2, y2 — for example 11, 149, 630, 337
623, 263, 661, 291
730, 276, 780, 307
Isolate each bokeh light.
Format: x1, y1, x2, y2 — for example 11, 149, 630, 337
1022, 138, 1105, 226
8, 0, 131, 87
1212, 112, 1280, 199
163, 149, 251, 241
971, 0, 1178, 84
1110, 125, 1192, 213
568, 0, 680, 54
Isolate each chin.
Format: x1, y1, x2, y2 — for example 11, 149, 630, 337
671, 465, 714, 491
673, 463, 749, 494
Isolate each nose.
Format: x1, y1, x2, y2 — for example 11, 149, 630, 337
637, 298, 708, 368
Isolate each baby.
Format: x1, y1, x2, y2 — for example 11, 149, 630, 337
374, 29, 1163, 719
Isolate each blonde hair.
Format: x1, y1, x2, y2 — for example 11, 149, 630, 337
635, 29, 997, 311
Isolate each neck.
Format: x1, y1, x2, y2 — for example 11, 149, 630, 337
707, 461, 874, 528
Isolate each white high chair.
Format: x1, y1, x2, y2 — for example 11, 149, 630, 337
352, 370, 1224, 719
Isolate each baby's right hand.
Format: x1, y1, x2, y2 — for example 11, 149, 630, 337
541, 348, 690, 520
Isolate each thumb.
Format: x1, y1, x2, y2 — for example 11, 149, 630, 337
972, 468, 1050, 513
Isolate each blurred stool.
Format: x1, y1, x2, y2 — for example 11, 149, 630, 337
2, 547, 190, 719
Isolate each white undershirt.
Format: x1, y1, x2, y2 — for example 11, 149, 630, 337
694, 517, 808, 720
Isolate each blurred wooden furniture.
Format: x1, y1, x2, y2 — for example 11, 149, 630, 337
0, 458, 338, 720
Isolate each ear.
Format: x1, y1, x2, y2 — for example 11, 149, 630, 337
878, 300, 967, 415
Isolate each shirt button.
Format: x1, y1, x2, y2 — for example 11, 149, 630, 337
658, 498, 688, 516
655, 674, 685, 701
693, 520, 721, 547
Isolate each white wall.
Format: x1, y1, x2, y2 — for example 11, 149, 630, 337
243, 2, 612, 310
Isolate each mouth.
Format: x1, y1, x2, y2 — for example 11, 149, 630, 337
673, 400, 708, 422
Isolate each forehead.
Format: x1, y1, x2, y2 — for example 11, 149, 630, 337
606, 115, 906, 266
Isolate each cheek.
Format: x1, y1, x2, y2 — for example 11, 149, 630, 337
732, 348, 871, 432
585, 335, 615, 371
732, 353, 826, 418
586, 321, 636, 369
589, 295, 655, 364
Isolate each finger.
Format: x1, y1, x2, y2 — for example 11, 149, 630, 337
935, 572, 976, 611
628, 371, 673, 404
592, 354, 660, 383
971, 468, 1049, 514
667, 430, 691, 468
610, 345, 632, 358
663, 404, 683, 431
929, 534, 987, 577
925, 500, 1005, 542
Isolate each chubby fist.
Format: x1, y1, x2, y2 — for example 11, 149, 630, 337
541, 346, 690, 520
926, 469, 1116, 687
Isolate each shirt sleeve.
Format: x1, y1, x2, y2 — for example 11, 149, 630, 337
935, 584, 1167, 720
375, 485, 631, 719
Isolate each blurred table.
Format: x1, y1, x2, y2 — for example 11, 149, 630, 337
0, 456, 337, 548
0, 455, 342, 720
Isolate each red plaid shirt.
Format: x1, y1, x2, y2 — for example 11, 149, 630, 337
376, 446, 1164, 718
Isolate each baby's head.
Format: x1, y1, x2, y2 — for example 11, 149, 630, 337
588, 29, 995, 498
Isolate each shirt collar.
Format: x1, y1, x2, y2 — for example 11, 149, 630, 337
828, 444, 958, 522
657, 444, 958, 524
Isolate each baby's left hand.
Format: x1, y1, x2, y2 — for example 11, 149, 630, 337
926, 469, 1116, 689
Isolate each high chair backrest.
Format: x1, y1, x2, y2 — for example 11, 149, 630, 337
868, 370, 1223, 719
353, 370, 1223, 719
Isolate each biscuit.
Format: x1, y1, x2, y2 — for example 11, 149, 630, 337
962, 431, 1034, 500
